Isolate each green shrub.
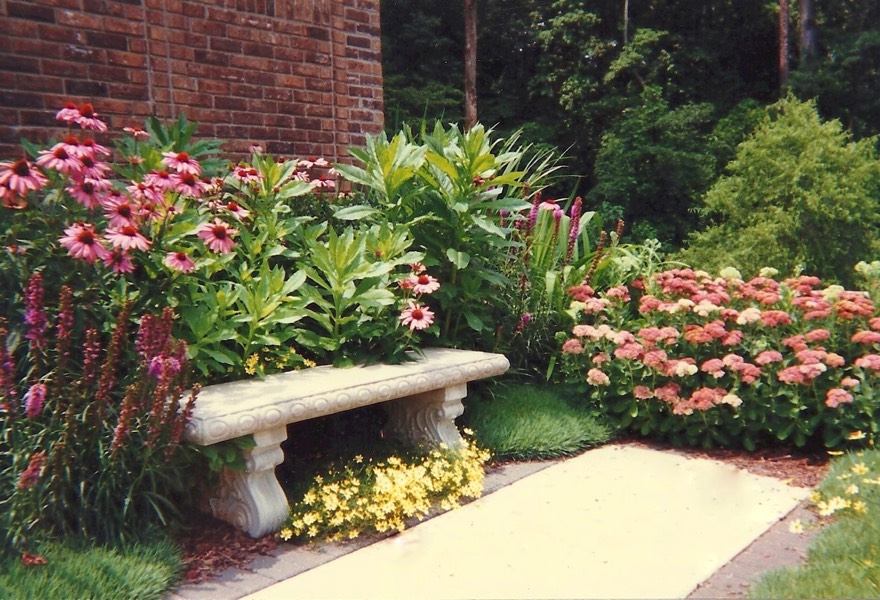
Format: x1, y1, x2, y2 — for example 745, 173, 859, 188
561, 267, 880, 451
463, 383, 612, 460
679, 96, 880, 287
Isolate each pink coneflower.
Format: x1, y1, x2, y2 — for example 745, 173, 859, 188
399, 301, 434, 330
24, 382, 47, 418
102, 248, 135, 274
0, 159, 48, 196
59, 222, 109, 262
36, 143, 82, 176
233, 166, 262, 184
145, 170, 176, 191
315, 175, 336, 190
127, 180, 165, 204
55, 102, 80, 125
410, 262, 426, 274
197, 219, 238, 253
164, 251, 196, 273
172, 172, 208, 197
223, 200, 250, 220
409, 273, 440, 294
102, 193, 137, 227
78, 154, 111, 180
66, 177, 111, 209
73, 103, 108, 132
123, 126, 151, 140
105, 225, 151, 251
79, 137, 111, 158
162, 151, 202, 175
248, 144, 264, 154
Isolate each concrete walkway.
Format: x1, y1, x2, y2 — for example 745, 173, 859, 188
170, 444, 811, 600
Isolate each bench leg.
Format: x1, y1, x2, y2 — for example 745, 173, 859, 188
385, 384, 466, 449
205, 426, 289, 538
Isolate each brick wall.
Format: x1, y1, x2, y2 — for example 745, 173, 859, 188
0, 0, 384, 161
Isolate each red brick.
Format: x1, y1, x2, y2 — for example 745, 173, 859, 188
106, 50, 148, 69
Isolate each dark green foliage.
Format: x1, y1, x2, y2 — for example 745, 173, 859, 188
679, 96, 880, 285
463, 383, 612, 460
589, 87, 717, 246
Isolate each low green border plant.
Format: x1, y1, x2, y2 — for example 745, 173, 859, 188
0, 535, 180, 600
750, 449, 880, 598
463, 383, 612, 460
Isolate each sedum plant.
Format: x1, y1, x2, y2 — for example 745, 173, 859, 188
561, 267, 880, 451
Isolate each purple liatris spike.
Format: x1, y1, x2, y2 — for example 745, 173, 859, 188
24, 383, 47, 418
567, 197, 583, 262
527, 192, 541, 237
551, 207, 563, 248
24, 273, 48, 352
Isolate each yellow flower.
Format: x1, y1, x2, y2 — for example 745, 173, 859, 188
848, 430, 867, 441
852, 463, 871, 476
788, 519, 805, 534
354, 455, 363, 464
244, 354, 260, 375
307, 526, 319, 537
845, 484, 860, 496
303, 359, 317, 368
827, 450, 844, 456
852, 500, 868, 514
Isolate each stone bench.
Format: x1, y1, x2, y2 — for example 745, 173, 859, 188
184, 348, 510, 537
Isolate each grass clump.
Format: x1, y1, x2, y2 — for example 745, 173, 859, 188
749, 449, 880, 598
464, 383, 612, 461
0, 536, 180, 600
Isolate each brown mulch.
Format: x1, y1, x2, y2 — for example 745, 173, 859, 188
173, 440, 830, 585
621, 437, 831, 488
174, 511, 279, 584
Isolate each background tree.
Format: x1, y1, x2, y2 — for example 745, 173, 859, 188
678, 96, 880, 286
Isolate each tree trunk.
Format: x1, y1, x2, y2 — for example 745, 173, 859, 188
798, 0, 818, 66
464, 0, 478, 130
623, 0, 630, 45
778, 0, 790, 94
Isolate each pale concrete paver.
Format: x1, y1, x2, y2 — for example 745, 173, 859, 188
240, 445, 809, 600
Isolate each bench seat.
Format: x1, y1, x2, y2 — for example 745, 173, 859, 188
185, 348, 510, 537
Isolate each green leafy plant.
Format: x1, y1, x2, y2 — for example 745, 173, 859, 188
296, 223, 430, 366
335, 122, 560, 349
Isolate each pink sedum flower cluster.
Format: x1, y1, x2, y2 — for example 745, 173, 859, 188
563, 268, 880, 450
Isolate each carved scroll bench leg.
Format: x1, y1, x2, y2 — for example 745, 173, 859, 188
205, 425, 290, 538
385, 383, 467, 449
